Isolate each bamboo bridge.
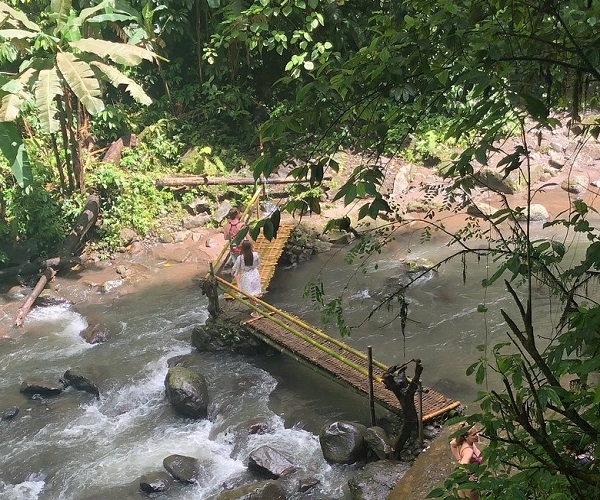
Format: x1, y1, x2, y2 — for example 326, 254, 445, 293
206, 190, 460, 423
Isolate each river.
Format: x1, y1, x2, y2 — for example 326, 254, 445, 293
0, 219, 591, 499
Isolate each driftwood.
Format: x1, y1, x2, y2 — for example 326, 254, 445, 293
13, 194, 100, 327
156, 176, 332, 188
382, 358, 423, 458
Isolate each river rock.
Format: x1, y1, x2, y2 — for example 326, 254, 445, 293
164, 367, 209, 418
139, 471, 173, 493
319, 421, 368, 464
217, 480, 286, 500
20, 378, 63, 398
561, 175, 588, 194
191, 320, 263, 353
61, 367, 100, 396
365, 426, 393, 460
248, 445, 296, 478
163, 454, 200, 483
1, 406, 20, 420
514, 203, 549, 222
347, 460, 410, 500
403, 257, 436, 273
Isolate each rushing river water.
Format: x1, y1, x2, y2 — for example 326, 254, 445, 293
0, 220, 594, 499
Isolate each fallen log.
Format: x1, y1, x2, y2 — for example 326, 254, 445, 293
14, 268, 56, 327
156, 175, 331, 188
13, 194, 100, 327
0, 256, 84, 280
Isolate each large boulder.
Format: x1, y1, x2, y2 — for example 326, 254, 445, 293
164, 367, 209, 418
347, 460, 410, 500
217, 480, 286, 500
61, 367, 100, 397
163, 454, 200, 484
365, 426, 393, 460
319, 421, 368, 464
248, 445, 296, 479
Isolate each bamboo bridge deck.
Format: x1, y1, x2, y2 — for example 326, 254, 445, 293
214, 221, 460, 422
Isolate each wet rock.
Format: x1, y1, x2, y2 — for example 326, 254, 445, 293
139, 471, 173, 493
217, 480, 286, 500
248, 445, 296, 478
403, 257, 436, 273
61, 367, 100, 397
297, 476, 320, 493
191, 321, 262, 353
365, 426, 393, 460
348, 460, 409, 500
164, 367, 209, 419
466, 202, 498, 217
20, 378, 63, 398
1, 406, 19, 420
80, 322, 109, 344
319, 421, 368, 464
163, 454, 200, 484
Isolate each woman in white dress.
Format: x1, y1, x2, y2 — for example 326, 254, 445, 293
232, 240, 262, 298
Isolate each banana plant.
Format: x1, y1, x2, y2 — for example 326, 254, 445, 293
0, 0, 158, 192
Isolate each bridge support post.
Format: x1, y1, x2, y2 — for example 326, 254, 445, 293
368, 346, 376, 427
202, 263, 221, 319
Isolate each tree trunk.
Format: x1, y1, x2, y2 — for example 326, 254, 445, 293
12, 194, 100, 327
382, 359, 423, 458
102, 134, 138, 166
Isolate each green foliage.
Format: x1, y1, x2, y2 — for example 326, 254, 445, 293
87, 163, 175, 250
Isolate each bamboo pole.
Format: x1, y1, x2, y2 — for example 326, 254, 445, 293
368, 346, 376, 426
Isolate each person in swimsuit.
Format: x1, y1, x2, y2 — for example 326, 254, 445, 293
450, 426, 482, 499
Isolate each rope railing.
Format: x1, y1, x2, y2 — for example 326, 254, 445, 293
214, 275, 388, 381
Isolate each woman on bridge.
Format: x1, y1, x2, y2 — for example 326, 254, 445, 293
232, 240, 262, 311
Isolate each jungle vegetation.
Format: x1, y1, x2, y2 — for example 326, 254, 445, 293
1, 1, 600, 498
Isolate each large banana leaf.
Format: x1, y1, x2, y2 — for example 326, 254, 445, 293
0, 121, 31, 188
56, 52, 104, 115
0, 2, 40, 31
0, 92, 22, 122
35, 68, 61, 134
51, 0, 72, 27
0, 28, 36, 39
90, 61, 152, 105
69, 38, 157, 66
